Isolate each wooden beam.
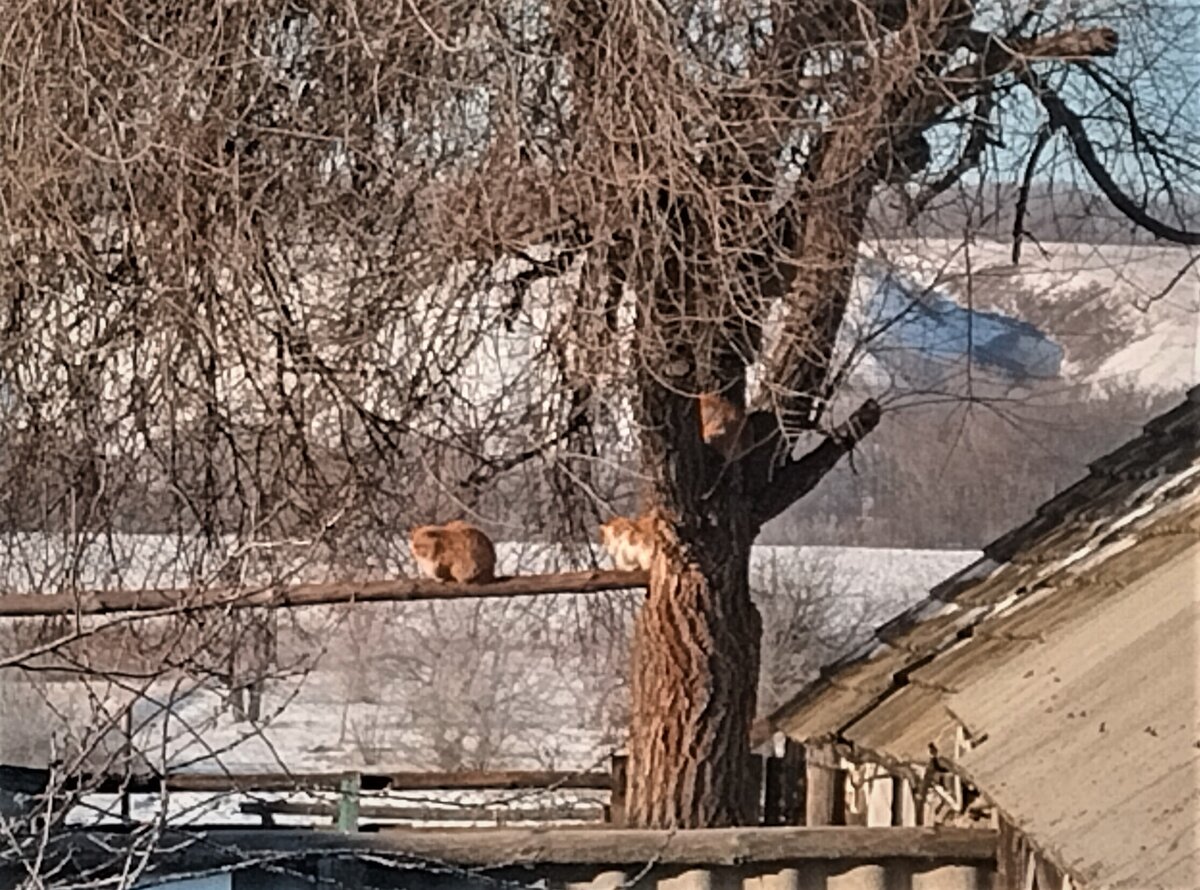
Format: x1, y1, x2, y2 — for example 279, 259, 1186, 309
20, 826, 999, 873
745, 755, 765, 825
239, 800, 606, 823
749, 715, 776, 749
764, 740, 805, 826
607, 753, 628, 827
805, 742, 843, 827
372, 825, 998, 865
79, 769, 614, 794
336, 772, 360, 832
0, 570, 647, 617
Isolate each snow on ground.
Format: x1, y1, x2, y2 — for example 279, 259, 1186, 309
0, 536, 976, 828
1092, 319, 1200, 393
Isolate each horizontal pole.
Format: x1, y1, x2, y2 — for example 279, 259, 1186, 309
239, 800, 606, 822
0, 570, 648, 617
14, 827, 998, 873
366, 826, 998, 866
79, 769, 614, 794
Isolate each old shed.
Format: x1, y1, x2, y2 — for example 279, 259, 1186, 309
759, 385, 1200, 889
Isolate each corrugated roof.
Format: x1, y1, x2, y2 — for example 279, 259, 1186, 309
952, 544, 1199, 890
763, 384, 1200, 887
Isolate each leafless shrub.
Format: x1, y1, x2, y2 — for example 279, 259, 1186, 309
753, 555, 886, 717
347, 711, 391, 768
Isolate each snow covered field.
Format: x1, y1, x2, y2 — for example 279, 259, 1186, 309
0, 538, 976, 828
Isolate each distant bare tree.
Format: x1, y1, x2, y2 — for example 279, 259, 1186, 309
357, 597, 628, 770
754, 555, 886, 718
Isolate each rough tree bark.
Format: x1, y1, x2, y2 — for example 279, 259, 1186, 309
622, 241, 884, 826
625, 394, 881, 828
627, 499, 762, 827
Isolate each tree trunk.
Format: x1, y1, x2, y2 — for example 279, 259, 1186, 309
626, 512, 762, 828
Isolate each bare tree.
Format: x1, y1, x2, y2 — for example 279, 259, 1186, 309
0, 0, 1196, 838
320, 595, 628, 771
754, 554, 884, 718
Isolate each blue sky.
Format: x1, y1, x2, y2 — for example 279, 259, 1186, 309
974, 0, 1200, 196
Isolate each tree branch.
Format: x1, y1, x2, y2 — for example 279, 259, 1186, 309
907, 90, 997, 222
959, 26, 1118, 65
1012, 124, 1052, 262
757, 24, 1124, 432
1024, 75, 1200, 245
750, 399, 881, 526
501, 222, 588, 332
460, 385, 593, 491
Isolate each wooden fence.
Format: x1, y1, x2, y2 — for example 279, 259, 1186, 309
0, 732, 904, 836
81, 746, 815, 830
221, 749, 812, 830
6, 824, 999, 890
81, 768, 613, 794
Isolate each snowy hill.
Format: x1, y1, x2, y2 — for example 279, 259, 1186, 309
848, 239, 1199, 398
859, 263, 1065, 389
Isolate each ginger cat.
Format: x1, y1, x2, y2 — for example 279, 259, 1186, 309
409, 520, 497, 583
697, 391, 750, 460
599, 514, 657, 572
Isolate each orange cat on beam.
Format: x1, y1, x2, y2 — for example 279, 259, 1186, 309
408, 520, 497, 583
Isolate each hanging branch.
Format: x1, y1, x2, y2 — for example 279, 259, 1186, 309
1024, 73, 1200, 245
908, 90, 999, 222
1012, 125, 1053, 263
750, 399, 882, 526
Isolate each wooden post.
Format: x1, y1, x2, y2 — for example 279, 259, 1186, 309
337, 772, 360, 833
1034, 851, 1064, 890
745, 755, 765, 825
843, 765, 868, 827
890, 776, 908, 827
119, 707, 133, 823
756, 740, 808, 826
788, 741, 807, 826
763, 755, 784, 826
996, 815, 1025, 890
804, 742, 844, 826
607, 754, 628, 827
763, 742, 804, 826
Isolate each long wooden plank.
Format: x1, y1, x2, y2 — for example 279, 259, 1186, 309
239, 800, 606, 822
17, 826, 998, 871
82, 768, 614, 794
0, 570, 647, 617
369, 825, 998, 864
